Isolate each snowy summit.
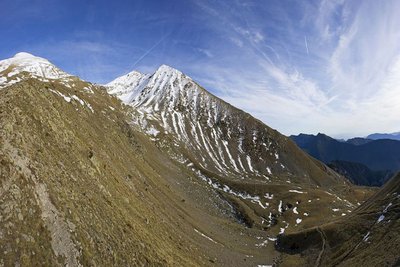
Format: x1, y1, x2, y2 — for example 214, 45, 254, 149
0, 52, 72, 88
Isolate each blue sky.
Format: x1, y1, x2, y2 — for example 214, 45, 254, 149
1, 0, 400, 138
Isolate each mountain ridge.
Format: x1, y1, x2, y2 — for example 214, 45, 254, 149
291, 133, 400, 186
367, 132, 400, 141
0, 52, 376, 266
105, 62, 374, 237
106, 64, 347, 187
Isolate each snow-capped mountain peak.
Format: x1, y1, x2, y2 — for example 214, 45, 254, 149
0, 52, 73, 89
1, 52, 71, 78
106, 70, 147, 102
13, 52, 37, 59
105, 64, 192, 107
155, 64, 183, 75
106, 64, 325, 183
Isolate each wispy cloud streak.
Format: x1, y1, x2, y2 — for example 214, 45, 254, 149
304, 36, 309, 55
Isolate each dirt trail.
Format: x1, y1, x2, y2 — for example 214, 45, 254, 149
315, 227, 327, 267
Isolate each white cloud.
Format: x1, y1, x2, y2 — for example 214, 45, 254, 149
233, 26, 266, 45
197, 48, 214, 58
230, 37, 244, 47
186, 0, 400, 138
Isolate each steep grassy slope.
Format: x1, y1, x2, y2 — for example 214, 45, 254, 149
0, 78, 286, 266
276, 173, 400, 266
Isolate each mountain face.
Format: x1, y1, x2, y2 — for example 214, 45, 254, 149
328, 160, 393, 187
345, 137, 373, 146
106, 66, 340, 185
0, 53, 374, 266
105, 65, 375, 239
367, 132, 400, 141
291, 133, 400, 186
276, 172, 400, 266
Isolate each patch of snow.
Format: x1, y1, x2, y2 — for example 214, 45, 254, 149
86, 102, 94, 113
237, 156, 246, 172
296, 218, 302, 224
238, 136, 244, 153
293, 207, 299, 214
362, 231, 370, 242
289, 190, 305, 194
222, 140, 239, 172
194, 228, 217, 244
0, 77, 21, 88
246, 155, 254, 172
278, 200, 284, 213
0, 77, 7, 84
49, 89, 71, 103
377, 215, 385, 223
146, 126, 160, 137
264, 193, 273, 200
72, 95, 84, 106
383, 202, 392, 213
71, 95, 94, 112
82, 86, 94, 93
255, 239, 269, 247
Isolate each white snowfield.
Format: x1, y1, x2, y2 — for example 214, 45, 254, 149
0, 52, 73, 89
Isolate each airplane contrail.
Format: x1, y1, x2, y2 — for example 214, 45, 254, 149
304, 36, 309, 55
131, 33, 171, 68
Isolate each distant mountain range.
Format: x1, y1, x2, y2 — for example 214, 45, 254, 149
367, 132, 400, 141
327, 160, 394, 187
290, 133, 400, 186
